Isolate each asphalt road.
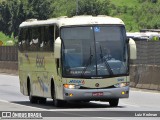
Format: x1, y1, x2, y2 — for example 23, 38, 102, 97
0, 74, 160, 120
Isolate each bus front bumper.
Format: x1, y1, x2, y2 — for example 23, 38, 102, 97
63, 86, 129, 101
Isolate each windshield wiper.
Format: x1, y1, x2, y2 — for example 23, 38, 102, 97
81, 47, 93, 77
99, 46, 113, 75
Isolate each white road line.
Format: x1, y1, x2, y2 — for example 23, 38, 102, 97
48, 109, 108, 111
91, 101, 141, 108
121, 103, 140, 108
96, 117, 124, 120
131, 90, 160, 94
0, 99, 47, 111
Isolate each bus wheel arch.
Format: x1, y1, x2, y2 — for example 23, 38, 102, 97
27, 77, 30, 96
51, 78, 66, 107
51, 78, 55, 99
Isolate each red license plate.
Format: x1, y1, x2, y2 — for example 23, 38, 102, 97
92, 92, 103, 96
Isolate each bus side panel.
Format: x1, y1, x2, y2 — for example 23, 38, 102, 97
29, 52, 44, 97
19, 51, 28, 96
43, 52, 64, 99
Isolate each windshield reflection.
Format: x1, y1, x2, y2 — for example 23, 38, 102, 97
61, 26, 128, 78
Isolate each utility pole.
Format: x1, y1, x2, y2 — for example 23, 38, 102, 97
76, 0, 79, 15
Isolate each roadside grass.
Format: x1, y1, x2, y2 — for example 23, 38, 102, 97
110, 0, 139, 7
110, 0, 140, 32
0, 32, 15, 46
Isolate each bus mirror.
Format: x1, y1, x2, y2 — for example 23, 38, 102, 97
54, 37, 61, 58
129, 38, 137, 60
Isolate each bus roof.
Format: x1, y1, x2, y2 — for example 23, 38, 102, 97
19, 15, 125, 28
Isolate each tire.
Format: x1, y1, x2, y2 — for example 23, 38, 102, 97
51, 81, 65, 107
82, 100, 90, 103
54, 99, 66, 107
39, 97, 47, 104
109, 99, 119, 107
28, 80, 38, 104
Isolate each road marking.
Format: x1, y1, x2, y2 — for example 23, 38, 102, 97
96, 117, 124, 120
90, 101, 141, 108
131, 90, 160, 94
121, 103, 140, 108
0, 99, 47, 111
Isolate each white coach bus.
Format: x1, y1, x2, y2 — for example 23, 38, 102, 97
18, 15, 136, 107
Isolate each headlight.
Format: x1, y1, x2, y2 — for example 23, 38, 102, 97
114, 82, 129, 88
63, 84, 75, 89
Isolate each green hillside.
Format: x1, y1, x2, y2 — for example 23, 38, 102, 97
111, 0, 139, 7
110, 0, 140, 32
0, 0, 160, 45
109, 0, 160, 32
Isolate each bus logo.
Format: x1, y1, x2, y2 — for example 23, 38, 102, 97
69, 80, 85, 85
2, 112, 11, 118
36, 55, 45, 68
117, 78, 125, 82
95, 83, 99, 87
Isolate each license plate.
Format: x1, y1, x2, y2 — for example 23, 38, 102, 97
92, 92, 103, 96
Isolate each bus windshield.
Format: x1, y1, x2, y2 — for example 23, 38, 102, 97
61, 25, 128, 78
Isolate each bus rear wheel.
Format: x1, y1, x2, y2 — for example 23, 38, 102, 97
28, 82, 46, 104
38, 97, 46, 104
28, 83, 38, 104
109, 99, 119, 107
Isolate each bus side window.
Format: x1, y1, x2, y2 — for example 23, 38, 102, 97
40, 27, 45, 51
43, 26, 54, 51
18, 29, 23, 51
49, 26, 54, 51
26, 28, 31, 51
21, 28, 28, 51
30, 27, 40, 51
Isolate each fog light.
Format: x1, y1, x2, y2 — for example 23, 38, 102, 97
65, 93, 69, 96
69, 93, 73, 97
122, 91, 125, 95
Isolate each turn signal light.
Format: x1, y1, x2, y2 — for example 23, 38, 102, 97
69, 93, 73, 97
114, 82, 130, 88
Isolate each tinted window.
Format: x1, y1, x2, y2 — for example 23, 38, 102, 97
19, 25, 56, 52
42, 26, 54, 51
18, 28, 28, 51
29, 27, 40, 51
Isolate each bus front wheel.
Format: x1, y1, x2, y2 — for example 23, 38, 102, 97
109, 99, 119, 107
51, 81, 65, 107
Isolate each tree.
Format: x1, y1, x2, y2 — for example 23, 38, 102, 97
0, 1, 12, 36
0, 0, 53, 37
26, 0, 52, 20
134, 2, 160, 29
8, 0, 26, 37
76, 0, 110, 16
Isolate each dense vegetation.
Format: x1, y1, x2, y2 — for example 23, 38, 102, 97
0, 0, 160, 45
